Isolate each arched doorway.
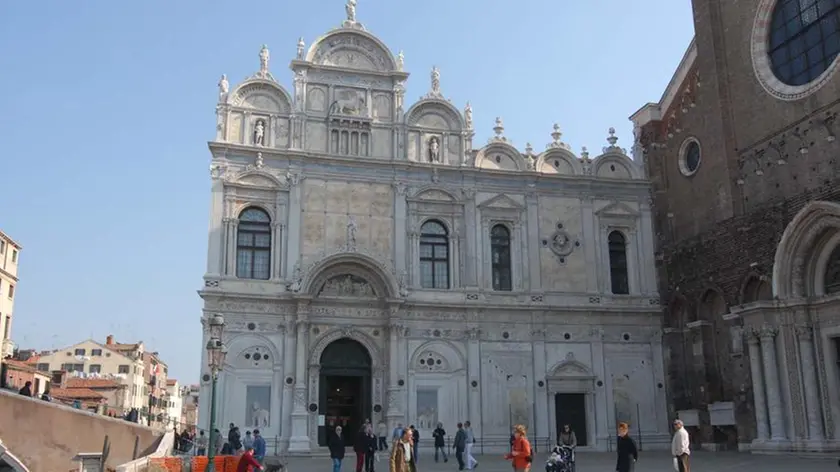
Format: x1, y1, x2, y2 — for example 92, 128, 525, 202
318, 338, 372, 447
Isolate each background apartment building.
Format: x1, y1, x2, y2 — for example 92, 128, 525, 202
0, 231, 21, 360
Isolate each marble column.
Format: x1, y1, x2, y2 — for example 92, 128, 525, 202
531, 328, 549, 441
747, 333, 769, 441
450, 234, 460, 288
280, 318, 297, 446
480, 218, 490, 288
637, 199, 656, 294
284, 172, 303, 278
759, 327, 786, 441
226, 220, 239, 276
409, 231, 420, 289
650, 330, 669, 433
289, 302, 311, 451
797, 326, 824, 440
270, 222, 279, 280
510, 223, 522, 291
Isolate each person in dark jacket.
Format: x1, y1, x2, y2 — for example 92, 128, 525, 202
615, 423, 638, 472
355, 426, 368, 472
409, 425, 419, 463
329, 426, 346, 472
432, 423, 448, 463
18, 381, 32, 397
453, 423, 467, 471
363, 425, 378, 472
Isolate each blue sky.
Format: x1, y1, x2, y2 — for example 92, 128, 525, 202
0, 0, 693, 382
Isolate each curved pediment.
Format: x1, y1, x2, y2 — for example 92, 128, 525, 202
405, 99, 464, 131
592, 151, 638, 179
317, 274, 378, 298
474, 142, 525, 171
229, 79, 292, 114
410, 186, 460, 203
536, 148, 582, 175
307, 30, 398, 72
548, 359, 594, 378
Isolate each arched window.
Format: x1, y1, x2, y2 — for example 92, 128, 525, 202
491, 224, 512, 291
768, 0, 840, 86
608, 231, 629, 295
236, 208, 272, 280
419, 220, 449, 289
824, 245, 840, 294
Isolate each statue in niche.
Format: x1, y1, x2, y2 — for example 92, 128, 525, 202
297, 37, 305, 60
253, 120, 266, 146
259, 45, 270, 77
464, 102, 473, 129
398, 270, 408, 297
346, 216, 358, 248
288, 263, 302, 292
251, 401, 270, 428
428, 137, 440, 163
319, 275, 374, 297
345, 0, 357, 22
218, 74, 229, 100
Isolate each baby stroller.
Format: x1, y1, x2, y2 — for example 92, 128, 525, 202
545, 445, 574, 472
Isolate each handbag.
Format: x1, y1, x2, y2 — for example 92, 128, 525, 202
672, 457, 679, 472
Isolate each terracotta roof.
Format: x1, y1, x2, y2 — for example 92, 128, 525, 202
3, 359, 42, 374
50, 387, 104, 401
65, 378, 123, 389
112, 343, 139, 351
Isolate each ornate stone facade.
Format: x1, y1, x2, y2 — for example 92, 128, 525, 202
198, 1, 667, 455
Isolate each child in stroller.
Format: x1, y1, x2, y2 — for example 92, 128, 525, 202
545, 445, 574, 472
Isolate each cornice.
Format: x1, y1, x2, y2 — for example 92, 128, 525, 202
0, 230, 22, 250
0, 267, 18, 283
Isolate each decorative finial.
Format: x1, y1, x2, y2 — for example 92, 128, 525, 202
607, 127, 619, 147
551, 124, 562, 146
255, 152, 264, 169
345, 0, 357, 23
464, 102, 473, 129
431, 66, 441, 95
581, 146, 590, 160
525, 142, 534, 156
493, 117, 505, 139
396, 51, 404, 71
297, 37, 305, 60
218, 74, 229, 101
259, 45, 270, 78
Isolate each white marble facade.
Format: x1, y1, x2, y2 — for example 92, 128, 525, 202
198, 2, 669, 454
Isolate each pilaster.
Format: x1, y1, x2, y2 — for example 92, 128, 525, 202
409, 229, 420, 289
531, 326, 549, 442
638, 198, 656, 295
580, 194, 598, 292
207, 177, 225, 276
466, 318, 482, 438
285, 171, 303, 277
650, 330, 669, 433
525, 191, 541, 290
225, 219, 239, 276
463, 188, 479, 288
759, 326, 786, 441
747, 333, 770, 442
289, 301, 311, 452
386, 311, 404, 427
797, 326, 824, 440
393, 182, 408, 276
590, 327, 609, 445
280, 316, 297, 446
511, 222, 523, 291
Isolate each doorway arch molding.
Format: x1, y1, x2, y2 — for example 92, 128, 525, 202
307, 327, 385, 446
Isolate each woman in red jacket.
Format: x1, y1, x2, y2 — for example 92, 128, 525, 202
505, 425, 532, 472
237, 446, 265, 472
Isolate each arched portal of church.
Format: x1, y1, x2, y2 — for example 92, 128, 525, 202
318, 338, 373, 448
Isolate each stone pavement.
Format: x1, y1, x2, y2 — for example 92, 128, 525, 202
283, 451, 840, 472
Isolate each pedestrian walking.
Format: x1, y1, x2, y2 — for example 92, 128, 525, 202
433, 422, 448, 463
671, 419, 690, 472
615, 423, 638, 472
464, 421, 478, 469
329, 426, 346, 472
505, 425, 532, 472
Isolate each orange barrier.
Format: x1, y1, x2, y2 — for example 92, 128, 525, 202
190, 455, 241, 472
149, 457, 183, 472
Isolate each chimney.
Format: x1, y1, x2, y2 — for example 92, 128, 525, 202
106, 335, 114, 345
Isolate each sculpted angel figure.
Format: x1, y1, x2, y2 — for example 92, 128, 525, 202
218, 74, 229, 100
253, 120, 265, 146
296, 37, 305, 60
345, 0, 357, 22
464, 101, 473, 128
428, 136, 440, 162
259, 44, 270, 76
431, 66, 440, 94
346, 216, 358, 247
396, 51, 404, 71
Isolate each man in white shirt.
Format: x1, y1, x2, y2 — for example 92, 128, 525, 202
671, 419, 690, 472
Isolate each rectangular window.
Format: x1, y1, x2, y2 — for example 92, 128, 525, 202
37, 363, 49, 372
89, 364, 102, 374
62, 363, 84, 372
0, 241, 5, 254
74, 348, 86, 356
7, 285, 13, 299
3, 315, 10, 339
10, 250, 17, 263
91, 349, 102, 356
118, 364, 130, 374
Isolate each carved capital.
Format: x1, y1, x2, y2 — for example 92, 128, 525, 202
285, 170, 302, 187
461, 187, 476, 200
746, 330, 760, 345
758, 325, 778, 340
393, 181, 409, 196
796, 325, 813, 342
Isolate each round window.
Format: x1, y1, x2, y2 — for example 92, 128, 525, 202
679, 138, 702, 176
752, 0, 840, 100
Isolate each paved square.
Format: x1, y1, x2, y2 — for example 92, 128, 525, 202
284, 451, 839, 472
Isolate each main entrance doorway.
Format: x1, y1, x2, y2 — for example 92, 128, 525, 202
318, 338, 372, 448
555, 393, 588, 446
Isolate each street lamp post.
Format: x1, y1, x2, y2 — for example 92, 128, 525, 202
205, 314, 227, 472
